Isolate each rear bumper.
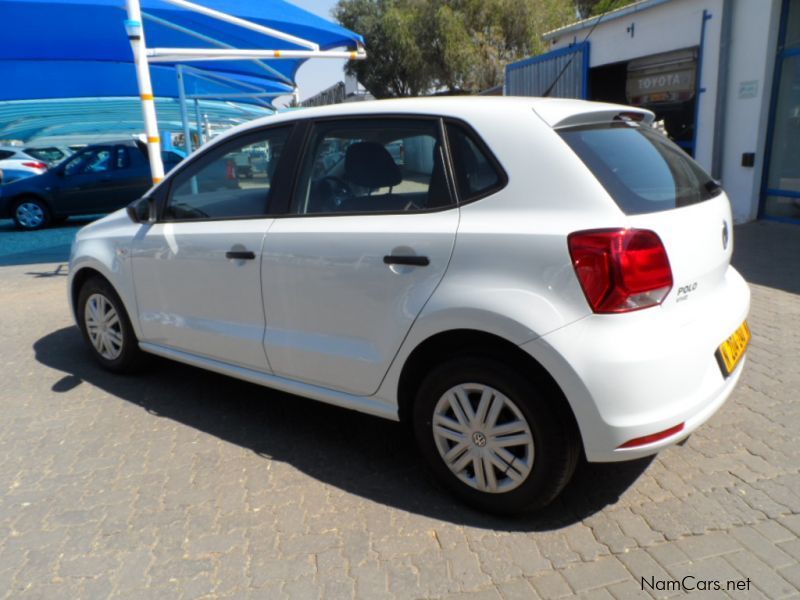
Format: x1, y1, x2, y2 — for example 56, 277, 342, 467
521, 266, 751, 462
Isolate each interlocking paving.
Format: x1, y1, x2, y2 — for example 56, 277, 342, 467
0, 220, 798, 598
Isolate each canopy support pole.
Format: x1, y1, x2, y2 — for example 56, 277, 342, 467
176, 65, 193, 155
125, 0, 165, 184
194, 98, 204, 144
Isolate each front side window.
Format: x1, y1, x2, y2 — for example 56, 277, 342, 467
293, 118, 452, 215
164, 127, 290, 221
63, 148, 112, 176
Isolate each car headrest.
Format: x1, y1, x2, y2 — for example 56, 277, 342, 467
345, 142, 402, 188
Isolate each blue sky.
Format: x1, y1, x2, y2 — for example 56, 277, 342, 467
277, 0, 346, 106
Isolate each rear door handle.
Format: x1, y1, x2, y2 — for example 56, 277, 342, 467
226, 250, 256, 260
383, 255, 429, 266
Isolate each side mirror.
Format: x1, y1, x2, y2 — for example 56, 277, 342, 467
126, 196, 153, 224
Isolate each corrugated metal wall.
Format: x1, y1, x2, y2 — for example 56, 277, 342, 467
505, 43, 589, 99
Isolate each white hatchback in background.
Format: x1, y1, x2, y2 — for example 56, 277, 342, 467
0, 146, 48, 180
68, 97, 750, 514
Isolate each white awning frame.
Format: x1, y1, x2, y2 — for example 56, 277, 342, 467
125, 0, 366, 183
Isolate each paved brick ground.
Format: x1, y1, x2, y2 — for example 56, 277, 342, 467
0, 221, 798, 599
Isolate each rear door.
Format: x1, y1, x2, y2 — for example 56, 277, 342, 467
557, 120, 732, 312
102, 145, 151, 207
261, 117, 458, 396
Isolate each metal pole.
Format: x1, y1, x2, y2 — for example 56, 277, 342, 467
194, 98, 204, 145
125, 0, 165, 184
176, 65, 193, 155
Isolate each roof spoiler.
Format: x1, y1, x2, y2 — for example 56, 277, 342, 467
533, 102, 655, 130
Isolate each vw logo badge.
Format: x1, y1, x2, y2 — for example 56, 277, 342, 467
722, 221, 729, 250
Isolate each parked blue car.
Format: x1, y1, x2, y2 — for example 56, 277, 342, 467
0, 140, 182, 230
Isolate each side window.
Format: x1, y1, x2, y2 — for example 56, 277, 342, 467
83, 149, 113, 174
62, 148, 111, 176
114, 146, 131, 170
446, 123, 503, 201
0, 150, 14, 160
293, 118, 453, 215
164, 126, 291, 221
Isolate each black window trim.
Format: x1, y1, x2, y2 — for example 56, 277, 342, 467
277, 113, 460, 219
442, 118, 509, 206
155, 122, 299, 224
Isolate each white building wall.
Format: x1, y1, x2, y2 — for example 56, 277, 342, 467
545, 0, 783, 223
721, 1, 782, 222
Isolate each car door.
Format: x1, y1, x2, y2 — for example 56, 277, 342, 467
131, 125, 295, 371
101, 145, 152, 209
261, 117, 459, 396
55, 146, 118, 213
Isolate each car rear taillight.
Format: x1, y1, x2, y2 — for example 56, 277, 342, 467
22, 161, 47, 169
618, 423, 685, 449
567, 228, 673, 313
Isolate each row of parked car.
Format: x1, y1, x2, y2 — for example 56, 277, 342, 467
0, 140, 185, 230
0, 144, 76, 183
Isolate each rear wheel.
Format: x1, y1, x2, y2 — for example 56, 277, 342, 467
13, 197, 50, 230
413, 356, 579, 514
77, 276, 145, 373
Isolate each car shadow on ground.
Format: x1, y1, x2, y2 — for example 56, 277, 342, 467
34, 326, 652, 532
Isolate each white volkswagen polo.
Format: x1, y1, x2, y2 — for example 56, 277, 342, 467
68, 97, 750, 513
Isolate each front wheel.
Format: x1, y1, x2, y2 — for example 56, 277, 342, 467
13, 197, 50, 230
413, 357, 579, 514
77, 277, 146, 373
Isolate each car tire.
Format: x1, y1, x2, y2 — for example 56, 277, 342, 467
413, 356, 579, 514
13, 197, 50, 231
77, 276, 146, 373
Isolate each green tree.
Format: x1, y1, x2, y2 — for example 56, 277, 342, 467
333, 0, 575, 98
575, 0, 637, 18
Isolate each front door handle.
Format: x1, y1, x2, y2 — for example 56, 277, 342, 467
383, 255, 429, 266
226, 250, 256, 260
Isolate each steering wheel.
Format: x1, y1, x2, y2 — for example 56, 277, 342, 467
315, 175, 352, 210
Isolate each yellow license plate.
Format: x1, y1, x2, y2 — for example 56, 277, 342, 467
715, 321, 751, 376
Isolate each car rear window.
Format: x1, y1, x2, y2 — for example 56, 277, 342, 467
25, 147, 65, 163
558, 122, 721, 215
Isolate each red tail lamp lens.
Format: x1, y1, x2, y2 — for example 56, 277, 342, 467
568, 228, 673, 313
618, 423, 685, 449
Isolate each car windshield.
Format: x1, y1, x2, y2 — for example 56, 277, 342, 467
558, 122, 721, 215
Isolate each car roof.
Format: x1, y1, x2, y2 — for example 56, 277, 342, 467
0, 145, 31, 154
206, 96, 652, 150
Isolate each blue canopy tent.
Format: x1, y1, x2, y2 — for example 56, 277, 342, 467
0, 0, 365, 174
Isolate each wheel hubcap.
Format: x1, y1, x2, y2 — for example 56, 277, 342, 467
16, 202, 44, 228
84, 293, 123, 360
432, 383, 535, 494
